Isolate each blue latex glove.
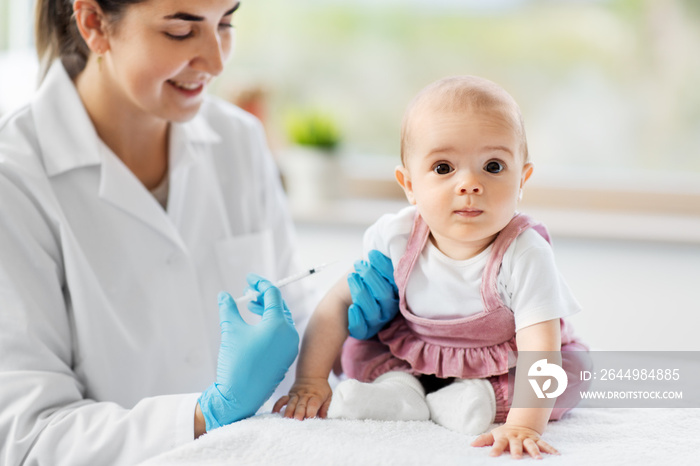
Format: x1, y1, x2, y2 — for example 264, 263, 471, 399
347, 249, 399, 340
244, 273, 282, 317
198, 277, 299, 431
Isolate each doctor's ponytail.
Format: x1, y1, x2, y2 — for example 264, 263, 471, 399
35, 0, 88, 82
34, 0, 144, 83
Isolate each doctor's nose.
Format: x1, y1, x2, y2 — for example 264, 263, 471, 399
192, 33, 229, 76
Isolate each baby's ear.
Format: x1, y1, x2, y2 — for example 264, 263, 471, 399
520, 162, 534, 188
395, 165, 416, 205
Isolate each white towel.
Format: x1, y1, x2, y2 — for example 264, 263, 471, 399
141, 408, 699, 465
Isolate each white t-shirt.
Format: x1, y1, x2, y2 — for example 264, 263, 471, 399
363, 206, 581, 331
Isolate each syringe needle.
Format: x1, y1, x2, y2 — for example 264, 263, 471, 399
233, 262, 335, 307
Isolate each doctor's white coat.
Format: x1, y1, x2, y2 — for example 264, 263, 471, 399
0, 63, 309, 465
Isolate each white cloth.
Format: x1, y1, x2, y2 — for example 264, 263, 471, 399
0, 62, 309, 465
327, 371, 430, 421
363, 205, 581, 331
148, 166, 170, 209
426, 378, 496, 435
139, 409, 700, 466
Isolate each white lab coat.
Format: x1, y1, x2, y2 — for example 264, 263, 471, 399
0, 62, 310, 465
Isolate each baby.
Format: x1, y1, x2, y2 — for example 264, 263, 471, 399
275, 76, 588, 459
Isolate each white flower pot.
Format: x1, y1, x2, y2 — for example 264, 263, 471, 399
282, 145, 341, 213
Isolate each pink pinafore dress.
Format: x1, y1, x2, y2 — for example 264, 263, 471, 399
341, 212, 589, 422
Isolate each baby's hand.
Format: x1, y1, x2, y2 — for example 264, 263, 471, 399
471, 424, 559, 460
272, 377, 332, 420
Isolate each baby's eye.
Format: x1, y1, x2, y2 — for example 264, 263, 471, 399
433, 163, 453, 175
484, 161, 504, 173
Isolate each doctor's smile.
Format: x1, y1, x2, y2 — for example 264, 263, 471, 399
166, 79, 206, 96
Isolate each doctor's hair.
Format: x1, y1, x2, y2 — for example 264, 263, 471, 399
35, 0, 145, 82
399, 75, 529, 166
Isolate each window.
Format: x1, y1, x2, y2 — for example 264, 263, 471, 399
221, 0, 700, 214
0, 0, 38, 115
2, 0, 699, 221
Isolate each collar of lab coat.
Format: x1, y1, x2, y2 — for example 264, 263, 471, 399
32, 61, 221, 177
32, 61, 222, 251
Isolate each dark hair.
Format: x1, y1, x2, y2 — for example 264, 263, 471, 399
34, 0, 145, 81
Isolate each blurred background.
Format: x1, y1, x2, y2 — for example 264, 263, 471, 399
1, 0, 699, 351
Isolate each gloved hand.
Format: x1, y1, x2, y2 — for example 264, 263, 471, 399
198, 277, 299, 431
244, 273, 283, 317
347, 249, 399, 340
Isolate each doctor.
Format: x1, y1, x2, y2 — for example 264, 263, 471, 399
0, 0, 398, 465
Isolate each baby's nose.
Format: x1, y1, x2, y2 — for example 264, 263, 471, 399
457, 175, 483, 194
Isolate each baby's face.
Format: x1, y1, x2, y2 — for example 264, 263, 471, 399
396, 105, 532, 260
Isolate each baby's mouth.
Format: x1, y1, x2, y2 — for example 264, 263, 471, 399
454, 208, 483, 217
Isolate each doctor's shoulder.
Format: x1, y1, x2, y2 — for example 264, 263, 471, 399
0, 104, 60, 245
0, 104, 48, 179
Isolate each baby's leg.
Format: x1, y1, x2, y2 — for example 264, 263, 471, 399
327, 371, 430, 421
426, 378, 496, 435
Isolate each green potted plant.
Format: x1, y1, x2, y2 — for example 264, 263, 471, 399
285, 109, 341, 152
282, 108, 343, 212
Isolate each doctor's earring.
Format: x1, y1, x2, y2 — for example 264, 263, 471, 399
95, 48, 106, 70
518, 189, 523, 201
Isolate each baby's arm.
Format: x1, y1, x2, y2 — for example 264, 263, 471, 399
273, 272, 353, 420
471, 318, 561, 459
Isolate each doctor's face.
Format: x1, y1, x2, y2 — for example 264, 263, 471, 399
103, 0, 238, 122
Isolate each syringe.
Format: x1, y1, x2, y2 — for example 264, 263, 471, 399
233, 262, 334, 308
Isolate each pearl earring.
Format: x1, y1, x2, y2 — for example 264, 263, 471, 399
518, 189, 523, 201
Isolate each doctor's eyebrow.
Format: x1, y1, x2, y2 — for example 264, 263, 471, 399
163, 2, 240, 22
